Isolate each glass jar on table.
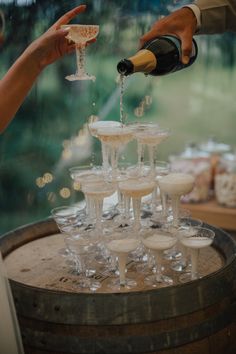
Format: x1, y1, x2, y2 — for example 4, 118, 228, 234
215, 153, 236, 208
199, 137, 231, 192
169, 143, 211, 203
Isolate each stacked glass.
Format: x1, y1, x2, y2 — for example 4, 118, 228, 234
51, 121, 215, 291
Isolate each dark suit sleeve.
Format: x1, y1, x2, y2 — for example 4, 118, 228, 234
195, 0, 236, 33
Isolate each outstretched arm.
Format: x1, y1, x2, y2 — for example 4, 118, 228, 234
0, 4, 87, 133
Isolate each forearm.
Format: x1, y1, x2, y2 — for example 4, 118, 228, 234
195, 0, 236, 33
0, 5, 87, 134
0, 47, 42, 133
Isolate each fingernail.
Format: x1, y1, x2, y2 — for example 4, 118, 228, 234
75, 4, 86, 12
182, 56, 189, 64
61, 27, 70, 34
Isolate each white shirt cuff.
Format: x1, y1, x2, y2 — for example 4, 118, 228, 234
183, 4, 201, 30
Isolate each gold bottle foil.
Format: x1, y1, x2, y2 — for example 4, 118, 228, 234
128, 49, 157, 74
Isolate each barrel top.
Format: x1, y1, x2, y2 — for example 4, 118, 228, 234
1, 218, 236, 325
3, 232, 224, 294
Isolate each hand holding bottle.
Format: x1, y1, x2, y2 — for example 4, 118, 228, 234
139, 7, 197, 64
117, 34, 197, 77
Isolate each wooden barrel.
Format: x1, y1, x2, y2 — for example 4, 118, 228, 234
1, 218, 236, 354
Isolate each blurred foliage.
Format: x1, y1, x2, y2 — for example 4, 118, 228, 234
0, 0, 236, 233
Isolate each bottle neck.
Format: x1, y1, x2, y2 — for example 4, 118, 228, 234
117, 49, 157, 75
128, 49, 157, 74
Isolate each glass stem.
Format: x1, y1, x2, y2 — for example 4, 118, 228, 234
154, 250, 162, 279
124, 195, 131, 223
118, 253, 127, 286
85, 195, 95, 221
178, 243, 187, 266
76, 44, 86, 76
161, 191, 167, 217
110, 146, 119, 179
190, 248, 199, 280
171, 195, 180, 227
151, 186, 158, 213
73, 254, 81, 274
137, 142, 145, 174
101, 142, 110, 172
148, 145, 155, 176
94, 198, 103, 232
78, 254, 86, 275
117, 190, 124, 213
109, 254, 117, 272
132, 197, 141, 230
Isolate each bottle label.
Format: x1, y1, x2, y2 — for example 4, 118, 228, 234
161, 35, 197, 72
163, 35, 181, 52
163, 35, 196, 58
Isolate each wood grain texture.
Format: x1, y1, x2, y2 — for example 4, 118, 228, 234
182, 198, 236, 231
1, 218, 236, 354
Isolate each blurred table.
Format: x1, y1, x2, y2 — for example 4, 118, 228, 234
182, 199, 236, 231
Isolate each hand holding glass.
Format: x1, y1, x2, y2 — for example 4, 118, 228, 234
61, 24, 99, 81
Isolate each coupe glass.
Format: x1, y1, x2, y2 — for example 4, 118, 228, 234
151, 161, 170, 220
127, 122, 159, 172
61, 24, 99, 81
96, 126, 134, 181
66, 232, 101, 291
118, 177, 155, 231
170, 218, 203, 272
51, 205, 83, 259
131, 124, 170, 176
88, 120, 122, 173
108, 161, 133, 228
162, 209, 192, 261
69, 165, 104, 223
106, 230, 140, 290
82, 180, 116, 232
51, 205, 82, 229
158, 173, 195, 227
81, 178, 116, 265
142, 229, 177, 286
179, 227, 215, 283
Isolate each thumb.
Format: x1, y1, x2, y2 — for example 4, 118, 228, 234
180, 32, 194, 64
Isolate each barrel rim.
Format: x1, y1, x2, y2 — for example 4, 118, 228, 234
1, 218, 236, 299
8, 254, 236, 294
1, 218, 236, 325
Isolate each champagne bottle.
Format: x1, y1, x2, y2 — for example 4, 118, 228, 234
117, 35, 198, 76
